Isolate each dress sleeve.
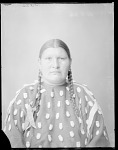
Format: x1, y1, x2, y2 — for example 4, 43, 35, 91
82, 86, 110, 147
87, 109, 110, 147
3, 88, 27, 148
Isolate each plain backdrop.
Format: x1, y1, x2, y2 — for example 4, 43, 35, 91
1, 3, 114, 147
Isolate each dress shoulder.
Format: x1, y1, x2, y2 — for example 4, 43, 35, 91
6, 80, 39, 117
73, 80, 103, 117
73, 81, 96, 101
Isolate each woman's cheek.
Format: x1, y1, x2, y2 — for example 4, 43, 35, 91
62, 66, 69, 76
41, 66, 49, 76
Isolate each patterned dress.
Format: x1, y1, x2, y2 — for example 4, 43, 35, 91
3, 80, 110, 148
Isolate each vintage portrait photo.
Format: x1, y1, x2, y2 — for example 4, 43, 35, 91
1, 3, 114, 148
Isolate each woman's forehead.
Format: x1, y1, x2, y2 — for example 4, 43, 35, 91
41, 47, 68, 57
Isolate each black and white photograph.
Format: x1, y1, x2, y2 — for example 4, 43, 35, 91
1, 3, 114, 148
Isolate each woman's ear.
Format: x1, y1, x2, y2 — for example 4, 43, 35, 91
38, 58, 42, 70
69, 58, 72, 69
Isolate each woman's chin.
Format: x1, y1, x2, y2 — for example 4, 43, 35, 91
42, 75, 66, 85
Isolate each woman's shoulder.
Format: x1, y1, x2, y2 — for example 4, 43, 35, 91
73, 80, 97, 103
7, 80, 39, 113
73, 80, 103, 114
73, 80, 92, 94
19, 80, 39, 92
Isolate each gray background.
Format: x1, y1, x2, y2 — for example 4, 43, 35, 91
1, 4, 114, 146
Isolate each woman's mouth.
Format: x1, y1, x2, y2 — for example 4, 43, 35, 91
50, 71, 60, 74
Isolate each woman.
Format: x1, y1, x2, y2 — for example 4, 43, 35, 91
3, 39, 110, 148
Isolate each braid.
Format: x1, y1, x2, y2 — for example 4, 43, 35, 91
68, 69, 74, 102
33, 70, 41, 120
68, 69, 79, 115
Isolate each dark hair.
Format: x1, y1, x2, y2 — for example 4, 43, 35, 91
33, 39, 76, 121
39, 39, 71, 60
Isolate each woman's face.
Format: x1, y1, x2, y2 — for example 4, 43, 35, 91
39, 47, 71, 85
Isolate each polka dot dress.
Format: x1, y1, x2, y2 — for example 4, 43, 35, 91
3, 81, 110, 148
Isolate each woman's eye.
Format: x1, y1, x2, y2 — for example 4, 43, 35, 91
46, 57, 52, 60
59, 57, 65, 60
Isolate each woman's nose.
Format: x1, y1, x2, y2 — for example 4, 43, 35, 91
52, 58, 59, 69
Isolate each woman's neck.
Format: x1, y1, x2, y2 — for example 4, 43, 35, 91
42, 78, 66, 87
